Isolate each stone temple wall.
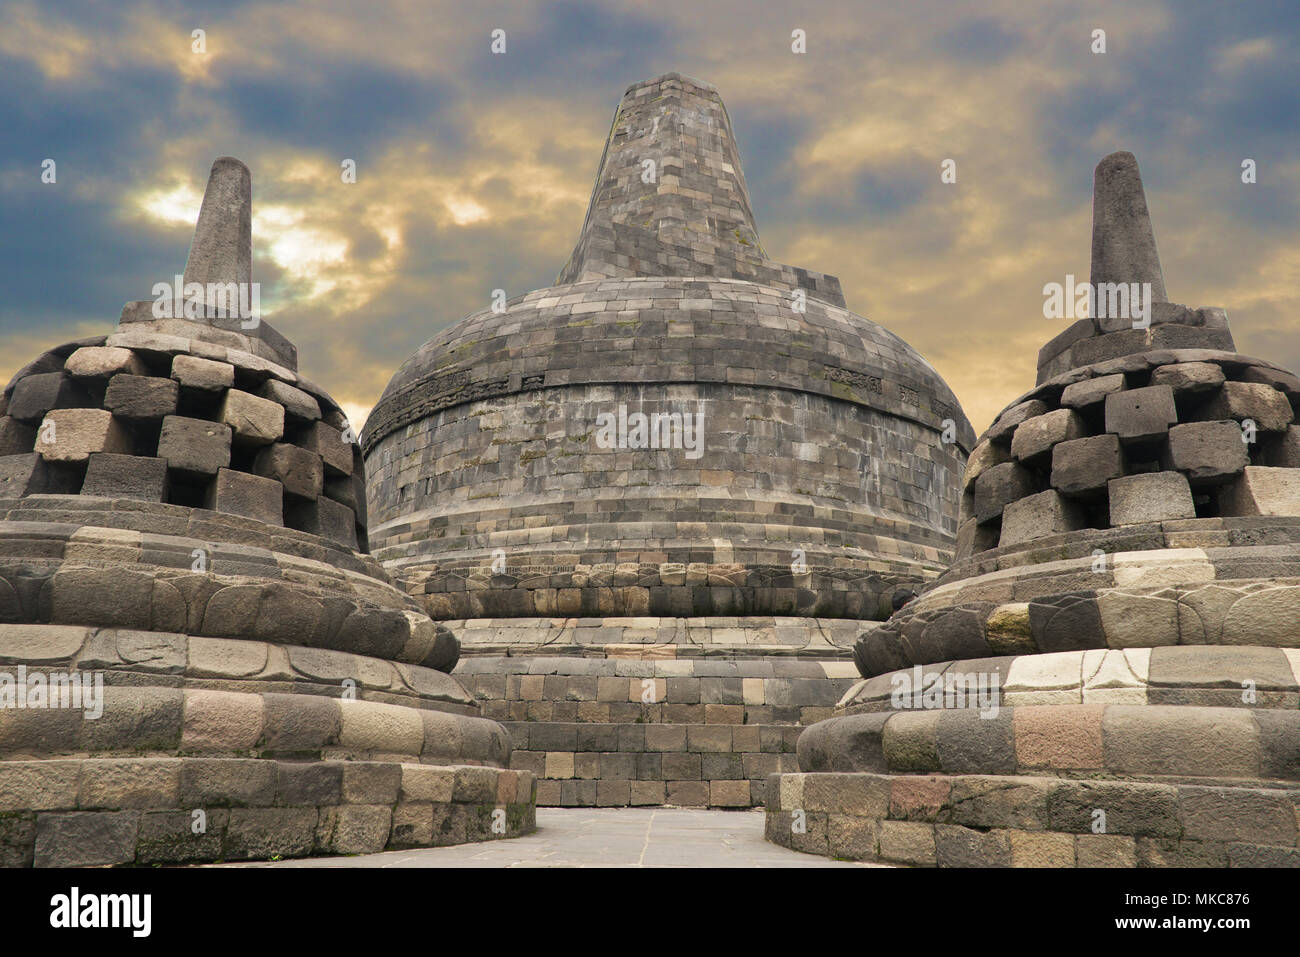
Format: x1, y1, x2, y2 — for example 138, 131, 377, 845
0, 157, 536, 866
365, 74, 974, 809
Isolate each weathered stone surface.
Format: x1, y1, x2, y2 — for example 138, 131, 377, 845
258, 379, 320, 423
1060, 373, 1126, 409
296, 421, 352, 476
1219, 466, 1300, 517
157, 415, 232, 476
219, 389, 284, 445
104, 373, 179, 421
205, 467, 283, 524
1104, 385, 1177, 444
288, 495, 356, 548
64, 346, 146, 379
1201, 381, 1293, 432
82, 452, 169, 501
986, 400, 1049, 444
37, 409, 131, 463
1011, 409, 1084, 463
171, 354, 235, 392
1108, 471, 1195, 525
962, 441, 1010, 491
1150, 361, 1224, 395
7, 373, 88, 423
0, 417, 36, 455
0, 453, 50, 496
973, 461, 1037, 523
1000, 489, 1086, 545
1162, 421, 1248, 486
1090, 151, 1168, 302
1051, 433, 1124, 498
254, 443, 323, 499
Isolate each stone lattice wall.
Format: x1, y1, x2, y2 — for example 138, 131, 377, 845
962, 344, 1300, 556
1, 331, 366, 550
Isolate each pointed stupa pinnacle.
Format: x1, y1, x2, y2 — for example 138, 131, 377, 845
556, 73, 844, 306
1089, 150, 1167, 302
182, 156, 252, 290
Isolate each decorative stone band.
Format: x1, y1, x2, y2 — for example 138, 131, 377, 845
361, 277, 973, 459
765, 770, 1300, 866
1, 327, 365, 550
446, 615, 864, 658
0, 684, 509, 764
962, 348, 1300, 557
0, 517, 459, 672
839, 645, 1300, 714
0, 757, 536, 866
401, 557, 936, 623
0, 625, 477, 713
460, 652, 860, 722
854, 542, 1300, 677
794, 703, 1300, 780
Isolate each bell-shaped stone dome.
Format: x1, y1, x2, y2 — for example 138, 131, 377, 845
364, 74, 975, 629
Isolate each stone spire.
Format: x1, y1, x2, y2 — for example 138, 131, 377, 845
1036, 151, 1233, 384
182, 156, 253, 291
1089, 150, 1167, 302
557, 73, 845, 307
117, 155, 296, 371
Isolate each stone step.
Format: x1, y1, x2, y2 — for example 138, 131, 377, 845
506, 721, 803, 808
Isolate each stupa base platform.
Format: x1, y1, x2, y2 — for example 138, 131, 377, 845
451, 619, 866, 807
0, 757, 535, 867
764, 770, 1300, 867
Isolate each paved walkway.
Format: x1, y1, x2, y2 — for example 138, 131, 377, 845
241, 808, 881, 868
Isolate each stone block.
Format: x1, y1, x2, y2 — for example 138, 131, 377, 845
1201, 381, 1293, 432
219, 389, 284, 445
287, 495, 356, 548
1051, 433, 1125, 498
254, 442, 323, 499
1219, 466, 1300, 517
7, 372, 88, 423
999, 489, 1086, 546
0, 453, 50, 496
64, 346, 146, 379
1104, 384, 1177, 444
1108, 471, 1196, 525
171, 354, 234, 391
296, 420, 352, 476
1259, 426, 1300, 468
1060, 373, 1125, 409
157, 415, 232, 477
1162, 421, 1248, 486
1150, 361, 1224, 395
0, 416, 36, 454
205, 467, 283, 524
1011, 409, 1085, 463
985, 399, 1049, 444
224, 807, 316, 861
973, 461, 1037, 523
258, 379, 320, 423
961, 441, 1009, 492
104, 373, 179, 421
82, 452, 168, 501
33, 811, 140, 867
37, 409, 131, 462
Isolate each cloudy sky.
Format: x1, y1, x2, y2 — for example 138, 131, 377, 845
2, 0, 1297, 433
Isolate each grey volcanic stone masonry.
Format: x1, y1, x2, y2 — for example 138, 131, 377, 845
370, 378, 965, 622
555, 74, 844, 307
3, 331, 364, 549
365, 73, 972, 625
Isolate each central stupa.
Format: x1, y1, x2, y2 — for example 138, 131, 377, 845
364, 73, 973, 808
